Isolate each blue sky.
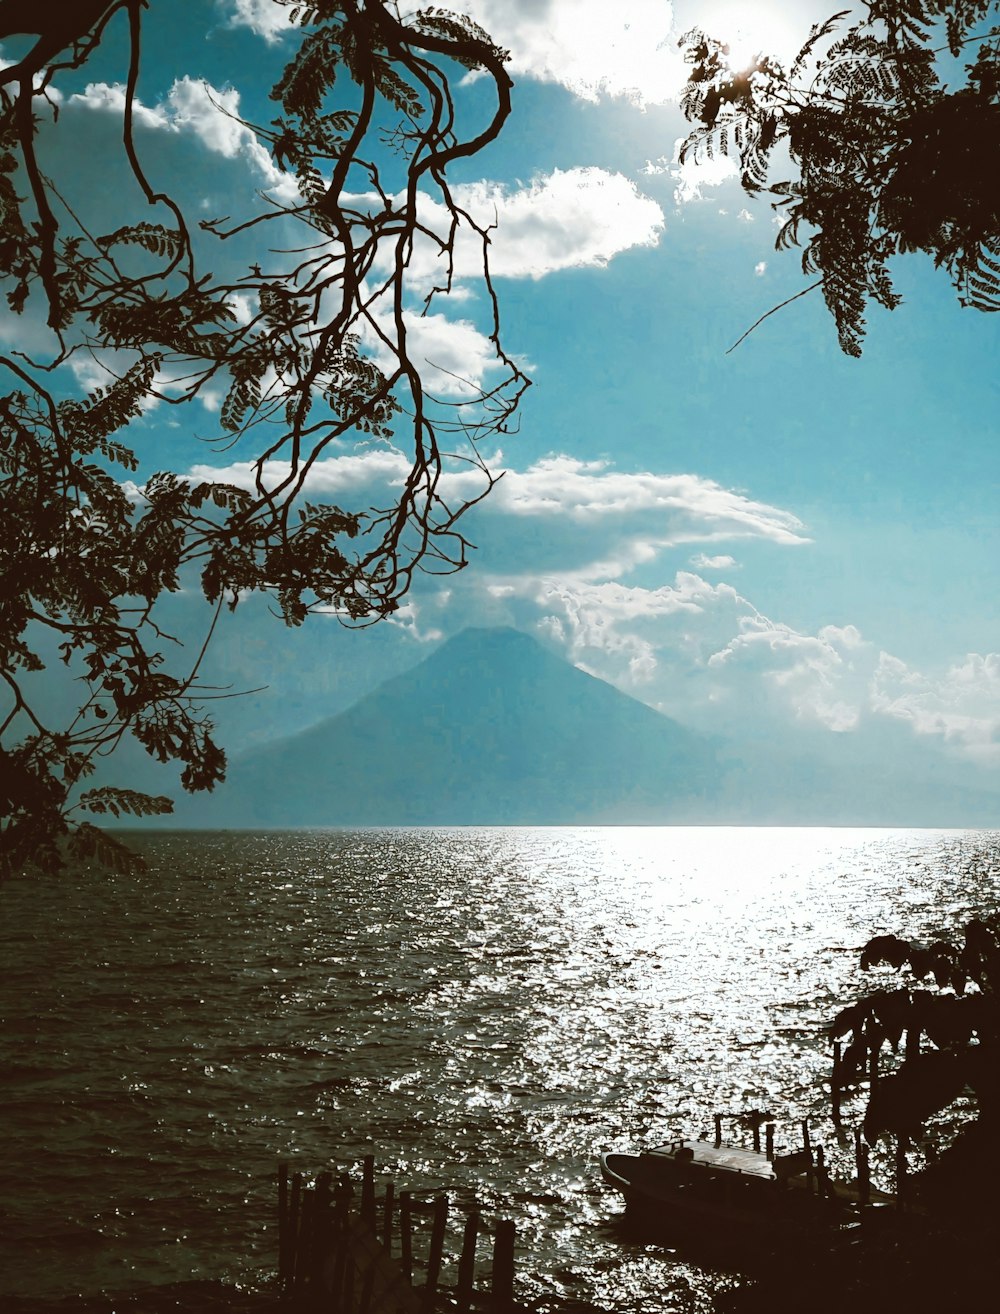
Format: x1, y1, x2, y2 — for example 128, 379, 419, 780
10, 0, 1000, 808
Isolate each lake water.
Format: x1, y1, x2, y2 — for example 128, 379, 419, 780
1, 827, 998, 1311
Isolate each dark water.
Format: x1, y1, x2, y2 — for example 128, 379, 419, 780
1, 827, 998, 1310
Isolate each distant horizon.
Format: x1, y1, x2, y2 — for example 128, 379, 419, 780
110, 626, 997, 832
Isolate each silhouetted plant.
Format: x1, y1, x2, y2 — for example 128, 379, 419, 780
832, 915, 1000, 1161
0, 1, 526, 876
680, 1, 1000, 354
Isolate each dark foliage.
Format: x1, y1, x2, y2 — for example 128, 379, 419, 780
680, 2, 1000, 353
831, 915, 1000, 1146
0, 1, 526, 876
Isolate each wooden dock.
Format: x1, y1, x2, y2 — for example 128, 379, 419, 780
278, 1156, 519, 1314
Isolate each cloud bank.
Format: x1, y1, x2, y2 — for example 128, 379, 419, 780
184, 442, 1000, 769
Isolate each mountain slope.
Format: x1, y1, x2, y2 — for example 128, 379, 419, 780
196, 626, 722, 825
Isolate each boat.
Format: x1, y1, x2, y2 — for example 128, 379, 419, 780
600, 1134, 896, 1251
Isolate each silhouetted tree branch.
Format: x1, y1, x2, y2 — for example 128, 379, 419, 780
680, 1, 1000, 354
0, 0, 527, 877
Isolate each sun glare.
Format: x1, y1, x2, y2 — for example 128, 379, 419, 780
681, 1, 811, 70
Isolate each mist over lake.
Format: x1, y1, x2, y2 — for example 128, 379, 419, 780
3, 826, 998, 1312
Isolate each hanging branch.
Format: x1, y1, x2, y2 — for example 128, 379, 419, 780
679, 1, 1000, 355
0, 0, 527, 877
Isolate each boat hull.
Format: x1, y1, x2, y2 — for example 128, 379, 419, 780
600, 1144, 871, 1255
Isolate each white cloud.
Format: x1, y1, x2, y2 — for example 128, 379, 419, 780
481, 456, 807, 544
457, 0, 686, 105
357, 303, 513, 399
70, 76, 300, 204
671, 150, 738, 203
709, 618, 869, 731
366, 168, 664, 293
224, 0, 296, 42
183, 453, 805, 544
70, 80, 168, 130
872, 652, 1000, 764
456, 169, 664, 279
691, 553, 736, 570
384, 600, 445, 644
0, 51, 65, 105
754, 261, 767, 276
183, 437, 1000, 771
477, 567, 757, 710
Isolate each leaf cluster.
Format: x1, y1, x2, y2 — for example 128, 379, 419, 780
679, 2, 1000, 354
830, 916, 1000, 1142
0, 1, 526, 878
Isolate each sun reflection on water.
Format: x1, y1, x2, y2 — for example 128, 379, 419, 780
0, 826, 997, 1310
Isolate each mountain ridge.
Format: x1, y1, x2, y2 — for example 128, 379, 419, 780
165, 625, 999, 828
179, 625, 722, 826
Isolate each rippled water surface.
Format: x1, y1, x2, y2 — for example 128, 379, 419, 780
2, 827, 999, 1309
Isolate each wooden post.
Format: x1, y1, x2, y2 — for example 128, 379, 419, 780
492, 1218, 516, 1311
896, 1137, 907, 1211
869, 1044, 879, 1092
801, 1119, 811, 1155
361, 1153, 376, 1229
816, 1145, 828, 1198
293, 1187, 315, 1291
382, 1181, 396, 1253
289, 1171, 303, 1289
342, 1237, 356, 1314
714, 1113, 723, 1147
765, 1123, 775, 1161
752, 1123, 761, 1154
278, 1163, 290, 1292
329, 1180, 352, 1311
855, 1129, 870, 1207
360, 1258, 377, 1314
312, 1172, 332, 1287
400, 1191, 414, 1282
456, 1211, 480, 1314
832, 1042, 842, 1123
328, 1232, 348, 1313
422, 1196, 448, 1313
334, 1174, 352, 1227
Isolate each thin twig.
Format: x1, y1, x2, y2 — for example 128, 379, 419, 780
727, 280, 823, 353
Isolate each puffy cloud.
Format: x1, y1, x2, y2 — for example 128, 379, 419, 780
708, 619, 869, 732
671, 150, 738, 203
224, 0, 297, 42
181, 457, 807, 636
365, 168, 664, 293
355, 303, 516, 399
644, 145, 743, 209
69, 76, 300, 204
455, 0, 817, 104
454, 169, 664, 280
754, 261, 767, 276
463, 566, 760, 713
69, 80, 168, 130
872, 652, 1000, 764
458, 0, 686, 105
